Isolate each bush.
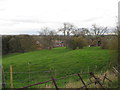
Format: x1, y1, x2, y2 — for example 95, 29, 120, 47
2, 35, 36, 55
66, 36, 88, 50
18, 35, 36, 52
101, 37, 118, 50
109, 37, 118, 67
101, 36, 118, 67
109, 37, 118, 50
101, 39, 109, 49
2, 36, 12, 55
8, 37, 20, 53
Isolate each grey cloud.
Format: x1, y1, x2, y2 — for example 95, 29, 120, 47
81, 16, 103, 22
0, 18, 40, 26
0, 18, 63, 26
11, 19, 41, 23
0, 19, 19, 26
10, 19, 64, 24
0, 9, 5, 11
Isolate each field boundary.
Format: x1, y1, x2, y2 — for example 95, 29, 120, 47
2, 66, 119, 89
17, 71, 117, 89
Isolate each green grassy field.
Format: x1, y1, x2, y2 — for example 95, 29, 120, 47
3, 47, 112, 88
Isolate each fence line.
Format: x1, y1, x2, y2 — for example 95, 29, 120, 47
89, 72, 105, 89
16, 71, 114, 89
18, 72, 90, 89
77, 73, 88, 89
3, 66, 119, 89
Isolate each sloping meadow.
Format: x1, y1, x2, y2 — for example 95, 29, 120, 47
2, 47, 112, 88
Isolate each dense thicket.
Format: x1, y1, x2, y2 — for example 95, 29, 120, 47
2, 35, 35, 55
100, 35, 118, 67
101, 36, 118, 50
66, 36, 88, 50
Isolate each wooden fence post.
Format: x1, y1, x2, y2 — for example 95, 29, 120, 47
51, 77, 58, 90
77, 73, 88, 89
10, 65, 13, 88
90, 72, 105, 89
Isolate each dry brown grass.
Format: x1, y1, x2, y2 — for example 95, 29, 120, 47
40, 70, 118, 88
64, 70, 118, 88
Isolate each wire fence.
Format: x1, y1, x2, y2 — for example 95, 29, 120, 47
2, 65, 119, 89
17, 71, 114, 89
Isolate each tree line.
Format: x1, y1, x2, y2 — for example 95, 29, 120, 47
2, 35, 35, 55
37, 23, 117, 50
2, 23, 118, 55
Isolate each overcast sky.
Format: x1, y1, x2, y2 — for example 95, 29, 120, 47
0, 0, 119, 35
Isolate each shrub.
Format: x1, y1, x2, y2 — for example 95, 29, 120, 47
108, 37, 118, 50
17, 35, 36, 52
8, 37, 21, 53
66, 36, 88, 50
109, 37, 118, 67
2, 35, 12, 55
101, 36, 118, 50
101, 36, 118, 67
2, 35, 36, 55
101, 39, 109, 49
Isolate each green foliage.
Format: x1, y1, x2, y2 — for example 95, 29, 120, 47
66, 36, 88, 50
3, 47, 111, 88
2, 36, 12, 55
2, 35, 36, 55
8, 36, 22, 53
18, 35, 36, 52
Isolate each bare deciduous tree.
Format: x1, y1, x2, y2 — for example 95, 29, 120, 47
38, 27, 57, 49
72, 28, 90, 36
38, 27, 50, 36
59, 23, 75, 36
90, 24, 108, 36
